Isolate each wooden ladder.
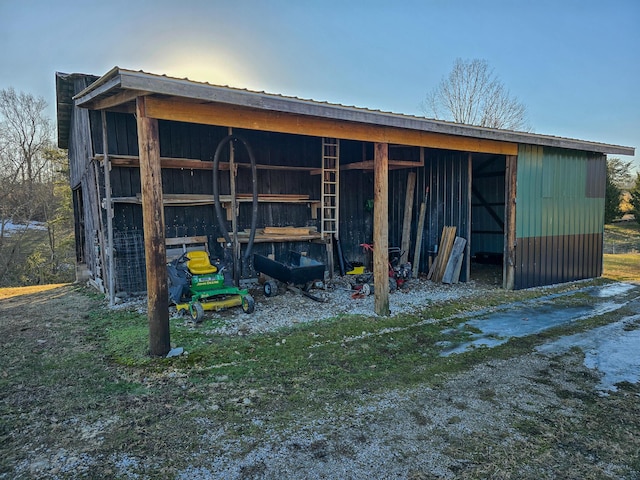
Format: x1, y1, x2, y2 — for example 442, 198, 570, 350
321, 137, 339, 240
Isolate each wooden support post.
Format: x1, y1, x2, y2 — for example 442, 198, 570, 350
373, 142, 389, 316
400, 171, 416, 264
412, 187, 428, 278
503, 155, 517, 290
136, 96, 170, 357
101, 111, 116, 307
91, 160, 107, 293
466, 153, 472, 282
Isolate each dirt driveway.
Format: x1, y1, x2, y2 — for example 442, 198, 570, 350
1, 282, 639, 479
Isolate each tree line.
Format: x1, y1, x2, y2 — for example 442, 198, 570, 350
0, 87, 75, 287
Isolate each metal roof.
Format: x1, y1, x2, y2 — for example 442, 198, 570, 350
57, 67, 635, 156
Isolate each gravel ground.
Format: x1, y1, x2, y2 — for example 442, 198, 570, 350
116, 275, 489, 336
179, 352, 592, 479
5, 279, 639, 479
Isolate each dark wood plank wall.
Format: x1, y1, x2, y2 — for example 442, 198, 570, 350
83, 113, 475, 291
338, 145, 471, 281
92, 115, 328, 288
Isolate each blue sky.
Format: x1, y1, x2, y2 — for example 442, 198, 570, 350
1, 0, 638, 171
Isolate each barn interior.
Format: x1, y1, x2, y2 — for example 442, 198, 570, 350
70, 110, 506, 293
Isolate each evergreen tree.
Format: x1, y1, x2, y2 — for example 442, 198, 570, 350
629, 173, 640, 224
605, 166, 622, 223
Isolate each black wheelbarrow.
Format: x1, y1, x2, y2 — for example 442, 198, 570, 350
253, 251, 326, 302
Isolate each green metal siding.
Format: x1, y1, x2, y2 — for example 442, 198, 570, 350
514, 145, 605, 289
516, 145, 604, 239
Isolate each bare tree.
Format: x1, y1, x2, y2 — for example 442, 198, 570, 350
0, 88, 73, 286
0, 88, 53, 184
421, 58, 531, 132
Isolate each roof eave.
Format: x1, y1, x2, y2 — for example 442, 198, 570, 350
70, 68, 636, 157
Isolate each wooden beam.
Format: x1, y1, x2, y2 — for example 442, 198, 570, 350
465, 153, 472, 282
101, 111, 116, 307
400, 172, 416, 264
373, 142, 390, 316
90, 90, 149, 111
503, 154, 517, 290
143, 97, 518, 155
96, 154, 317, 172
136, 96, 170, 357
340, 159, 424, 171
412, 187, 428, 278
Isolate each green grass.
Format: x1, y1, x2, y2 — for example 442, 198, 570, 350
2, 256, 640, 477
87, 277, 639, 428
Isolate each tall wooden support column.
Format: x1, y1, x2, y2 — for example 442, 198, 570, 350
136, 96, 170, 356
101, 111, 116, 307
503, 154, 517, 290
374, 142, 390, 316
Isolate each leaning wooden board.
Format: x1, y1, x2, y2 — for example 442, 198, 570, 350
442, 236, 467, 284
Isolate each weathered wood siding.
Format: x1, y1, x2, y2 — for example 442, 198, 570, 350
66, 76, 104, 286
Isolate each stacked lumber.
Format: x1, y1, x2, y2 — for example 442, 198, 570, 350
263, 226, 317, 236
427, 226, 457, 283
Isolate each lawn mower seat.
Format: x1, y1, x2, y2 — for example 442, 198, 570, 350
185, 251, 218, 275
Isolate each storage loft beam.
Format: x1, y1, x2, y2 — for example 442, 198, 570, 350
111, 193, 316, 204
94, 154, 318, 172
89, 90, 148, 111
340, 159, 424, 171
111, 193, 322, 220
143, 97, 518, 156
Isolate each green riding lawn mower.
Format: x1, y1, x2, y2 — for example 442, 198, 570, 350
167, 134, 260, 323
167, 250, 254, 323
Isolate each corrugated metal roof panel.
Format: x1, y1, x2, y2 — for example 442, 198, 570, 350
61, 67, 635, 156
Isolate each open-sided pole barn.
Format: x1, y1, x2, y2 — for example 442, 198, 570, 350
56, 68, 634, 355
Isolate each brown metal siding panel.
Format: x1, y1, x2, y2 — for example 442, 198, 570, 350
514, 233, 603, 289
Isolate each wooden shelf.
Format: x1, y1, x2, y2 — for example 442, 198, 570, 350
309, 158, 423, 175
97, 154, 422, 175
111, 193, 322, 219
112, 193, 318, 205
217, 230, 325, 245
96, 154, 317, 173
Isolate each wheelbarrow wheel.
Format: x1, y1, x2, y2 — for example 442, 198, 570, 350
263, 280, 278, 297
190, 301, 205, 323
242, 294, 255, 314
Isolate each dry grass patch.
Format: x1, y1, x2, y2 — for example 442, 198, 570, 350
0, 283, 70, 300
603, 253, 640, 282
